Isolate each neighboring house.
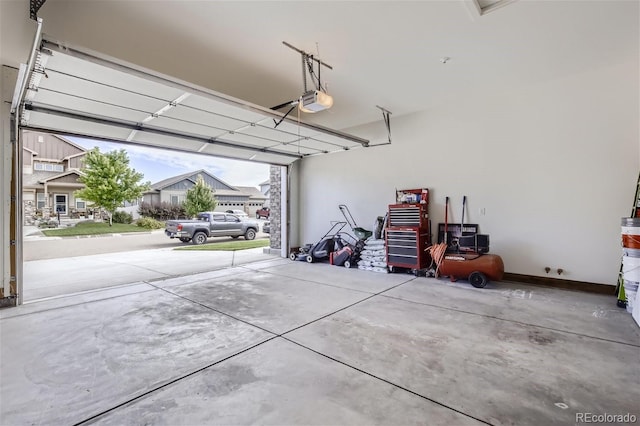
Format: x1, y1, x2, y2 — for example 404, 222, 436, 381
142, 170, 265, 213
235, 186, 268, 214
259, 178, 270, 208
22, 131, 89, 224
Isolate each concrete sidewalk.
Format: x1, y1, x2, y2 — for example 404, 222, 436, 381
23, 225, 50, 241
23, 246, 280, 301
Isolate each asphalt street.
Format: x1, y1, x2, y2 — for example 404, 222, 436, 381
24, 221, 270, 261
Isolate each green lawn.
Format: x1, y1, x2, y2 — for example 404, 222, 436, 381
41, 222, 149, 237
175, 239, 270, 251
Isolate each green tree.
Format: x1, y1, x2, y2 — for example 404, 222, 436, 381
183, 174, 216, 218
75, 148, 150, 226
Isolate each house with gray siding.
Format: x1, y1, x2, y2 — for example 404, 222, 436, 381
142, 170, 266, 213
22, 131, 89, 223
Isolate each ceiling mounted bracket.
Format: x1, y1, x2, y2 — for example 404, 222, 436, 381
376, 105, 393, 144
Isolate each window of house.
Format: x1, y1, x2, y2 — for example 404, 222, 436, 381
171, 195, 179, 205
34, 162, 63, 172
37, 193, 46, 209
76, 198, 86, 209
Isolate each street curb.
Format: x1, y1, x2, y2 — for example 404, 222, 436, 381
27, 231, 159, 240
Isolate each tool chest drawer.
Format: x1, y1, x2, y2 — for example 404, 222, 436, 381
388, 204, 429, 228
386, 229, 431, 269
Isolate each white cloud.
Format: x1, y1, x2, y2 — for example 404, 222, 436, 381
71, 137, 270, 187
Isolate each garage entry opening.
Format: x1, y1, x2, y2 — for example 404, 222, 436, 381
9, 26, 369, 305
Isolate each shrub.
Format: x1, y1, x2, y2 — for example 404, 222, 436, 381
112, 211, 133, 224
138, 202, 186, 220
37, 220, 59, 229
136, 217, 164, 229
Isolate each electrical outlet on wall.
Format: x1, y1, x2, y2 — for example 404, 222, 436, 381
479, 207, 486, 215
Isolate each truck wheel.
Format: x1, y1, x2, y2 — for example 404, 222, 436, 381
244, 228, 256, 240
231, 236, 239, 239
179, 237, 191, 243
469, 271, 488, 288
256, 214, 260, 219
191, 232, 207, 245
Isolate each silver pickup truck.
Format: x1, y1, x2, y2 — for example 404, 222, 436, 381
165, 211, 260, 244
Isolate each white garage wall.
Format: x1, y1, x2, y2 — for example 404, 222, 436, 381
298, 59, 639, 285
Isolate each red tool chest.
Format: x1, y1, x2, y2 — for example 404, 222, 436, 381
386, 189, 431, 273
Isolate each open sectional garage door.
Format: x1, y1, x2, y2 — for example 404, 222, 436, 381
17, 36, 369, 165
8, 23, 369, 305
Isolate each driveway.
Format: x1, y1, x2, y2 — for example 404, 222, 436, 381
22, 221, 273, 301
23, 246, 279, 301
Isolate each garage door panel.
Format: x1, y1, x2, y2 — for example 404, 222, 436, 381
236, 124, 302, 144
38, 70, 170, 116
179, 96, 266, 124
148, 116, 228, 140
29, 91, 150, 125
274, 143, 326, 156
160, 107, 249, 134
44, 50, 186, 102
198, 143, 297, 165
128, 131, 206, 152
24, 110, 133, 141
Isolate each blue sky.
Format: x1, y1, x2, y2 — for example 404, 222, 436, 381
69, 137, 270, 188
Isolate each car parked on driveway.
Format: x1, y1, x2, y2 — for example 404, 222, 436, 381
256, 207, 270, 219
225, 209, 249, 219
165, 212, 259, 244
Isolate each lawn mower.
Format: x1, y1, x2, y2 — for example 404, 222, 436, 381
290, 221, 348, 263
339, 204, 373, 240
332, 234, 366, 268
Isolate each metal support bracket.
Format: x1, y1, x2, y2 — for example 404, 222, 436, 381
376, 105, 393, 144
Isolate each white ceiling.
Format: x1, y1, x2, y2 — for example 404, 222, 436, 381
5, 0, 640, 131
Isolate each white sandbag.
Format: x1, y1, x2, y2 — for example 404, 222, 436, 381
365, 238, 385, 247
362, 249, 386, 256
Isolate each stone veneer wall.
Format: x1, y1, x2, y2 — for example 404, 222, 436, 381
269, 165, 281, 250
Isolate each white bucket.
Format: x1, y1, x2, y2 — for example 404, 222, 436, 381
621, 218, 640, 249
622, 247, 640, 257
624, 280, 639, 292
626, 289, 637, 314
622, 255, 640, 282
621, 226, 640, 235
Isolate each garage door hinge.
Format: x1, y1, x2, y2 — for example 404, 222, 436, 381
10, 240, 16, 246
10, 276, 16, 282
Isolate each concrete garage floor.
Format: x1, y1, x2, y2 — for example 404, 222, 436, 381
1, 259, 639, 425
